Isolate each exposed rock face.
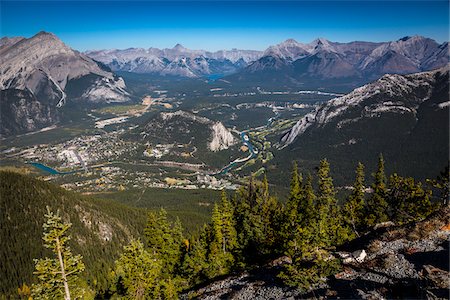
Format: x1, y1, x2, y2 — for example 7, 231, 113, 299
0, 31, 130, 136
0, 89, 60, 136
209, 122, 237, 151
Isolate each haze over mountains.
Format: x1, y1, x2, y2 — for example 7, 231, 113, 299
86, 35, 448, 81
86, 45, 262, 77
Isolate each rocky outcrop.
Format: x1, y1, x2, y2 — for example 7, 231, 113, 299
208, 122, 237, 151
184, 207, 450, 299
0, 89, 59, 136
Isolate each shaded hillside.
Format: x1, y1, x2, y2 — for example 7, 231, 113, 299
0, 171, 147, 297
276, 67, 449, 185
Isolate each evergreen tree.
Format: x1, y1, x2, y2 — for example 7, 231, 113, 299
290, 174, 317, 255
113, 240, 163, 299
365, 154, 389, 227
387, 174, 433, 224
31, 207, 85, 300
298, 174, 315, 229
282, 162, 303, 251
232, 177, 281, 263
181, 225, 210, 284
207, 191, 238, 276
315, 159, 336, 247
427, 165, 449, 206
144, 209, 183, 274
343, 162, 366, 237
279, 165, 343, 290
213, 191, 238, 255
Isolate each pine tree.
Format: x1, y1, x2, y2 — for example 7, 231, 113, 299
113, 240, 162, 299
217, 190, 238, 255
144, 209, 183, 274
282, 162, 303, 251
208, 191, 238, 276
427, 165, 449, 206
181, 225, 210, 284
31, 207, 85, 300
387, 174, 433, 224
315, 159, 337, 247
343, 162, 366, 237
232, 177, 281, 263
365, 154, 389, 227
298, 174, 315, 228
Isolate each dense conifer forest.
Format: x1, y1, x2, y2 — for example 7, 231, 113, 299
1, 156, 448, 299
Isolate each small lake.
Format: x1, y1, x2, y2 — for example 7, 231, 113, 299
27, 162, 79, 175
28, 162, 61, 174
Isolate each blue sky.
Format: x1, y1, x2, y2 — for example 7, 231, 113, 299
1, 1, 448, 51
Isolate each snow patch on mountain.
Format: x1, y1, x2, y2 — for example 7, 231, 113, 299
437, 101, 450, 109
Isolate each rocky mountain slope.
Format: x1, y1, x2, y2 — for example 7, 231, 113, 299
184, 207, 450, 299
229, 36, 448, 88
86, 45, 262, 77
276, 66, 449, 183
142, 110, 237, 152
0, 31, 130, 136
0, 171, 147, 298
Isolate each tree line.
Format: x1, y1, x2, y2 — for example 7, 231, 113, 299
29, 155, 448, 299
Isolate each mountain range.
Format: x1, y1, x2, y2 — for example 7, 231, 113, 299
86, 36, 448, 83
85, 45, 262, 78
0, 31, 448, 138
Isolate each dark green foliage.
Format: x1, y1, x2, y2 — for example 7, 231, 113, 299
180, 225, 210, 285
365, 154, 389, 226
144, 209, 184, 274
208, 191, 238, 274
0, 171, 147, 298
282, 162, 304, 253
387, 174, 433, 224
427, 165, 449, 206
278, 249, 342, 291
315, 159, 350, 247
232, 177, 283, 264
342, 162, 366, 237
32, 208, 86, 299
113, 240, 163, 299
3, 154, 444, 298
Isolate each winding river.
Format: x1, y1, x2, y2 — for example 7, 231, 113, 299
215, 131, 258, 175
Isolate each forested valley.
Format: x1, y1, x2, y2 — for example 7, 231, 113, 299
6, 155, 448, 299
